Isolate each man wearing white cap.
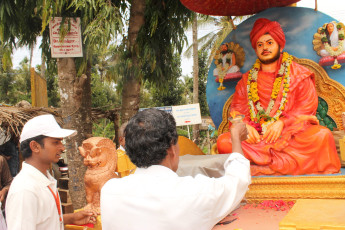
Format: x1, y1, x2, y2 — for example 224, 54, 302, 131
6, 114, 97, 230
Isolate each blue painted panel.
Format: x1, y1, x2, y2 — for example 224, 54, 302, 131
206, 7, 345, 128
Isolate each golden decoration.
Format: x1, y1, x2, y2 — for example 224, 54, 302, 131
294, 57, 345, 129
245, 174, 345, 203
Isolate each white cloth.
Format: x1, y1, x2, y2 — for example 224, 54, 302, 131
329, 22, 339, 48
0, 202, 6, 230
6, 162, 63, 230
101, 152, 251, 230
118, 145, 125, 151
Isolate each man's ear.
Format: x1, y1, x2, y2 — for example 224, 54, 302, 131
170, 143, 180, 158
29, 141, 41, 154
166, 145, 174, 157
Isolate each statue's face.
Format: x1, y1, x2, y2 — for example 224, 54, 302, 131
327, 23, 334, 34
255, 34, 281, 65
79, 138, 116, 169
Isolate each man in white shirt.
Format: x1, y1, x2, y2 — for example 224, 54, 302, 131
101, 108, 251, 230
6, 114, 97, 230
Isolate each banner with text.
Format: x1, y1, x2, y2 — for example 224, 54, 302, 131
139, 104, 202, 126
172, 103, 201, 126
49, 17, 83, 58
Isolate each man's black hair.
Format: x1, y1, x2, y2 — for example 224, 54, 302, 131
20, 135, 46, 159
125, 108, 178, 168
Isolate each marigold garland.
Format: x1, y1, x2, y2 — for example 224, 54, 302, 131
247, 52, 293, 134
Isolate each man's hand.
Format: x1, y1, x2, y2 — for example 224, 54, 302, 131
230, 122, 248, 155
245, 124, 260, 144
230, 122, 248, 142
64, 210, 97, 225
73, 210, 97, 225
262, 120, 284, 143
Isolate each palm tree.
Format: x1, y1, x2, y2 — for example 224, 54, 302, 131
192, 13, 200, 143
184, 16, 248, 66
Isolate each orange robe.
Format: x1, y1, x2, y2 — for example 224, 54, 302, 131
217, 60, 341, 176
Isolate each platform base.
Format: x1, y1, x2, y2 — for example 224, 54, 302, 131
246, 172, 345, 203
279, 199, 345, 230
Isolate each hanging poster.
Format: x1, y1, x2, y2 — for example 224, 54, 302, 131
49, 17, 83, 58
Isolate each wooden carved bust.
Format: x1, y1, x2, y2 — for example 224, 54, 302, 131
79, 137, 119, 213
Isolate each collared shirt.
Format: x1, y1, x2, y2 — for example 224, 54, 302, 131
101, 152, 251, 230
6, 162, 63, 230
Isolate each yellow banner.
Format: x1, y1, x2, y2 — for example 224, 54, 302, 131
30, 68, 48, 107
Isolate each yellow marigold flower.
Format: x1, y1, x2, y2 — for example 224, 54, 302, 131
254, 60, 261, 69
252, 95, 259, 102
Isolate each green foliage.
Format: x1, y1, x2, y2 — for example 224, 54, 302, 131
0, 57, 31, 104
91, 73, 119, 109
151, 79, 184, 107
92, 118, 115, 140
139, 87, 154, 109
72, 0, 125, 52
177, 127, 191, 138
149, 54, 184, 107
91, 72, 120, 141
197, 50, 210, 116
105, 0, 193, 89
184, 50, 209, 115
137, 0, 192, 87
0, 44, 12, 71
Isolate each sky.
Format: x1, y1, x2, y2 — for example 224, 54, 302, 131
11, 0, 345, 74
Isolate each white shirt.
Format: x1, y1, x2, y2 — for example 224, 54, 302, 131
6, 162, 63, 230
101, 152, 251, 230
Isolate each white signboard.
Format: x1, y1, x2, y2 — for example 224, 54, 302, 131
172, 103, 202, 126
49, 17, 83, 58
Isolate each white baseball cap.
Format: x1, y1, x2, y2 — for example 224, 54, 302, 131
20, 114, 77, 143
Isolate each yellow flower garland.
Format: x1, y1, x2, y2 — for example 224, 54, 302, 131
247, 52, 293, 134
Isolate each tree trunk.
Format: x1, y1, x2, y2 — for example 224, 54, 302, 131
57, 58, 92, 210
120, 0, 145, 123
29, 43, 34, 68
192, 14, 200, 144
41, 51, 46, 79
